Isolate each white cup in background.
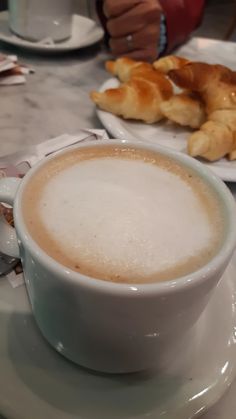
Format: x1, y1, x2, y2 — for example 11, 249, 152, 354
8, 0, 73, 42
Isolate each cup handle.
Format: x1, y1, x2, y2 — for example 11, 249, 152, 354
0, 177, 21, 258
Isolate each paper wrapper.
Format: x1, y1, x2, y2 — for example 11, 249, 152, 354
0, 54, 34, 85
0, 129, 110, 288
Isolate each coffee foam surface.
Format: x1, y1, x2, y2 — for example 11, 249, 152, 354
32, 152, 219, 283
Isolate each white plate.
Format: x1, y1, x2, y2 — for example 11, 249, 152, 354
0, 256, 236, 419
96, 78, 236, 182
0, 12, 104, 53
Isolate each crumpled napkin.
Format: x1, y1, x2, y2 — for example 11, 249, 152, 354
0, 53, 34, 85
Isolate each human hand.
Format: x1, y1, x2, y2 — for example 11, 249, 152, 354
103, 0, 162, 62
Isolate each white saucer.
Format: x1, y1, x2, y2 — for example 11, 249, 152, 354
0, 255, 236, 419
0, 12, 104, 53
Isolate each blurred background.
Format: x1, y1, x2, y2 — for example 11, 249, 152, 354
0, 0, 235, 42
194, 0, 236, 41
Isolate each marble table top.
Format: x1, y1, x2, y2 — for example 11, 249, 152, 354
0, 36, 236, 419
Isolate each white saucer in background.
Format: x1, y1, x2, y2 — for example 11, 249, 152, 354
0, 256, 236, 419
0, 12, 104, 53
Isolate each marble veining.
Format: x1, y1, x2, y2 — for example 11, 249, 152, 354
0, 43, 108, 155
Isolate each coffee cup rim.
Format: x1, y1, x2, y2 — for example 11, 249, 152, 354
14, 139, 236, 296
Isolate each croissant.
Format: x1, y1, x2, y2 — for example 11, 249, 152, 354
153, 56, 190, 74
168, 62, 236, 114
160, 93, 206, 129
106, 57, 153, 82
91, 77, 171, 123
106, 57, 173, 96
187, 109, 236, 160
92, 57, 174, 123
210, 109, 236, 132
167, 63, 236, 161
188, 121, 233, 161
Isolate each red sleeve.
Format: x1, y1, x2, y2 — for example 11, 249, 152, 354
96, 0, 205, 53
159, 0, 205, 53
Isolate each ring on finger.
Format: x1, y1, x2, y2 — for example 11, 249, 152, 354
126, 34, 134, 51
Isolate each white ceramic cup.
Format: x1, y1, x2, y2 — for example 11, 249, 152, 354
0, 140, 236, 373
8, 0, 73, 42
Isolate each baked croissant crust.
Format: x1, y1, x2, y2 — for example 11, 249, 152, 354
188, 109, 236, 160
228, 132, 236, 160
105, 57, 173, 98
168, 62, 236, 160
91, 56, 236, 162
160, 93, 206, 129
106, 57, 153, 82
91, 58, 173, 123
153, 56, 190, 74
188, 121, 233, 161
168, 62, 236, 114
91, 77, 172, 123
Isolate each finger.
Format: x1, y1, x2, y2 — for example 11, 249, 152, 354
107, 2, 161, 38
103, 0, 141, 18
109, 25, 159, 56
119, 49, 159, 62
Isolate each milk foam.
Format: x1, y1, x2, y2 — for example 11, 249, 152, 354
38, 157, 214, 280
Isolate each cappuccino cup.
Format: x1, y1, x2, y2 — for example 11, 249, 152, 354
0, 140, 235, 373
8, 0, 73, 42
